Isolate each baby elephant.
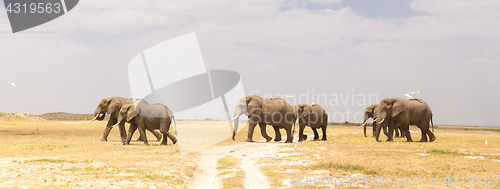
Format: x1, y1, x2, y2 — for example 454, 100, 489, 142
292, 104, 328, 142
116, 99, 177, 146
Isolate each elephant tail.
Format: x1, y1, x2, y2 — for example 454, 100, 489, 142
431, 116, 434, 132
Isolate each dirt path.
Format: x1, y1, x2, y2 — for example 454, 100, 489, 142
190, 141, 280, 189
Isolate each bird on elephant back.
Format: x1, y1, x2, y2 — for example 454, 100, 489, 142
230, 95, 295, 143
291, 103, 328, 142
90, 97, 162, 143
373, 97, 435, 142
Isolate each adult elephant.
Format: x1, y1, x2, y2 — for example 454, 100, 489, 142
374, 97, 435, 142
362, 104, 381, 138
115, 99, 177, 146
291, 104, 328, 141
231, 95, 294, 143
90, 97, 161, 142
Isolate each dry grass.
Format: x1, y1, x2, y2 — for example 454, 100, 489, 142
2, 113, 500, 188
0, 116, 192, 188
217, 156, 245, 188
257, 125, 500, 188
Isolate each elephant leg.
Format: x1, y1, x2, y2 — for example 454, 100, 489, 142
321, 124, 327, 141
152, 130, 163, 142
118, 122, 127, 143
386, 122, 394, 142
272, 125, 281, 142
382, 125, 389, 137
298, 124, 306, 142
125, 124, 137, 145
372, 122, 377, 138
136, 126, 149, 146
419, 128, 428, 142
402, 124, 413, 142
245, 122, 258, 142
257, 123, 272, 142
312, 127, 320, 141
285, 126, 293, 143
100, 119, 117, 141
394, 127, 400, 138
421, 124, 436, 142
160, 119, 177, 145
135, 129, 161, 142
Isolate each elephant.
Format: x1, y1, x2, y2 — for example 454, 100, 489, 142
231, 95, 294, 143
291, 104, 328, 141
362, 104, 380, 138
373, 97, 435, 142
115, 99, 177, 146
90, 97, 162, 142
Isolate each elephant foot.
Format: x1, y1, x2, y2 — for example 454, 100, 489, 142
321, 138, 327, 141
406, 139, 413, 142
302, 135, 308, 140
161, 142, 168, 145
144, 143, 150, 146
156, 135, 163, 142
298, 139, 304, 142
285, 140, 293, 143
386, 139, 393, 142
429, 136, 436, 142
100, 138, 107, 141
245, 138, 255, 142
171, 139, 177, 144
274, 138, 282, 142
313, 138, 319, 141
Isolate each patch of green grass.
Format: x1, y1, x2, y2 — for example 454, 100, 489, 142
305, 162, 366, 172
25, 159, 69, 164
428, 149, 472, 156
216, 156, 239, 170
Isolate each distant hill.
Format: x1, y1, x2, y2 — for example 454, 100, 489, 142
36, 112, 109, 121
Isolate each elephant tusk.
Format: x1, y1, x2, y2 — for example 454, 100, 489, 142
88, 114, 99, 123
361, 120, 369, 127
111, 122, 120, 127
378, 119, 385, 124
229, 115, 240, 121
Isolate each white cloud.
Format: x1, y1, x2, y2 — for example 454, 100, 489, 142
1, 0, 499, 126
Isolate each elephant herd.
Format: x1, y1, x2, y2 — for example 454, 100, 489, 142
362, 97, 436, 142
90, 95, 436, 146
90, 97, 177, 146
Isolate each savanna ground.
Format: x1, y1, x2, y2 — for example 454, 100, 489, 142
0, 113, 499, 188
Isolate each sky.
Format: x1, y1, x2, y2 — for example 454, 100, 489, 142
0, 0, 499, 126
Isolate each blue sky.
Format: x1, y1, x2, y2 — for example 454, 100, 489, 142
1, 0, 499, 126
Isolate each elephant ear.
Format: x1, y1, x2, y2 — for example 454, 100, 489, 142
107, 97, 121, 114
302, 104, 312, 118
391, 98, 404, 118
126, 105, 138, 122
249, 107, 261, 116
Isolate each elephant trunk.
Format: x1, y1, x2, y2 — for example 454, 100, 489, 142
362, 114, 369, 137
232, 115, 241, 140
374, 123, 382, 142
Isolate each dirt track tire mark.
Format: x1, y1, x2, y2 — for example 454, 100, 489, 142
190, 142, 275, 189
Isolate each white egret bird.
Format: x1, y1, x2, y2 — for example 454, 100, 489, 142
485, 141, 488, 145
421, 144, 425, 151
10, 83, 17, 87
396, 141, 399, 148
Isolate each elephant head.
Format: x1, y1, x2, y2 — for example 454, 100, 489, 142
116, 104, 138, 125
90, 97, 122, 122
291, 104, 312, 123
362, 103, 377, 137
230, 95, 264, 140
373, 97, 407, 142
